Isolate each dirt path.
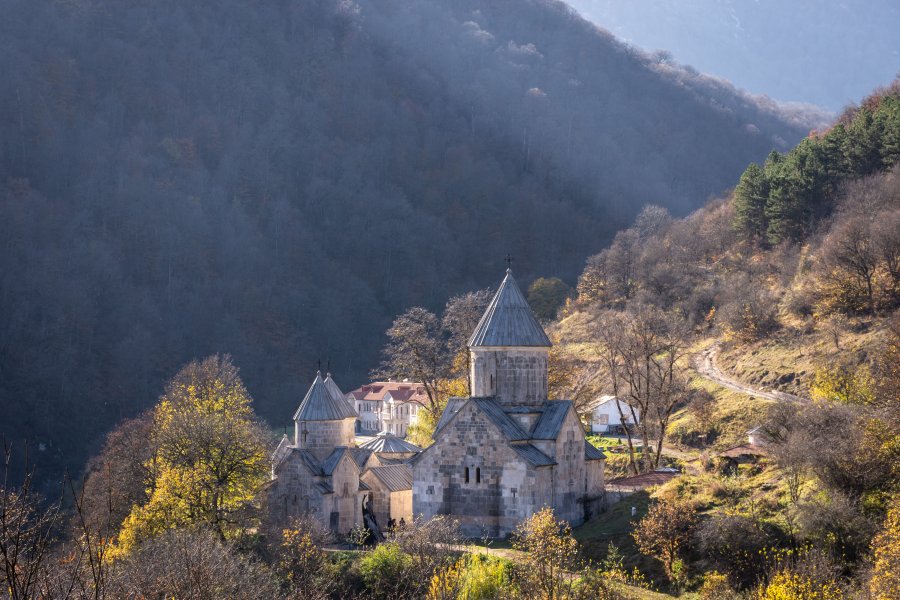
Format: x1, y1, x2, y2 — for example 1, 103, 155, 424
693, 343, 808, 404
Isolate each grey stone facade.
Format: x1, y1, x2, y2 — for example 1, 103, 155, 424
411, 398, 604, 538
469, 347, 548, 408
267, 373, 418, 536
412, 269, 605, 538
268, 269, 604, 540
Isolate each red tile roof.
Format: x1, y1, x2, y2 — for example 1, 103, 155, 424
348, 381, 427, 404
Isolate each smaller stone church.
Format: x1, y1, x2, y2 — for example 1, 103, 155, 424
266, 372, 419, 534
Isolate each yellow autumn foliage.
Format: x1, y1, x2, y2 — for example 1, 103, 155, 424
870, 497, 900, 600
756, 572, 844, 600
113, 355, 268, 557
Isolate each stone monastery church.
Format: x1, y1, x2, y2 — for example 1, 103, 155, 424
267, 268, 606, 538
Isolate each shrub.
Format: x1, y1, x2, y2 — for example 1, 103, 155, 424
632, 499, 698, 590
276, 520, 334, 600
359, 542, 416, 600
700, 571, 740, 599
458, 554, 513, 600
755, 571, 843, 600
696, 514, 771, 587
870, 496, 900, 600
753, 548, 846, 600
107, 529, 278, 599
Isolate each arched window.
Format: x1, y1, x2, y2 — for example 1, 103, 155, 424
464, 467, 470, 483
476, 467, 481, 484
490, 373, 494, 391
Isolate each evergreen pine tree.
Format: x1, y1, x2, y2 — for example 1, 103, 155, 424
845, 108, 883, 175
876, 96, 900, 168
732, 162, 769, 243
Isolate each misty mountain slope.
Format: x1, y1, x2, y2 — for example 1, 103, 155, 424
567, 0, 900, 111
0, 0, 807, 481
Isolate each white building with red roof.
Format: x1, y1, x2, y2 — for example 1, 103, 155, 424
347, 381, 427, 436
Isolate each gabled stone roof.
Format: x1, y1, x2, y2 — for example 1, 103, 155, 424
584, 440, 606, 461
511, 443, 556, 466
293, 372, 358, 422
433, 397, 468, 438
349, 447, 375, 469
468, 269, 552, 348
531, 401, 572, 440
272, 434, 292, 466
278, 448, 323, 475
366, 464, 413, 492
359, 432, 422, 454
472, 398, 529, 440
322, 447, 359, 476
417, 396, 606, 468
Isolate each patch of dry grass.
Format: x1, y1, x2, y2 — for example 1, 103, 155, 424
717, 316, 888, 397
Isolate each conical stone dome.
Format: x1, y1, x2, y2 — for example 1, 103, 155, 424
294, 372, 358, 422
468, 269, 551, 348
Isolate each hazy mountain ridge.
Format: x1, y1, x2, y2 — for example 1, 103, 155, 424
0, 0, 807, 482
567, 0, 900, 111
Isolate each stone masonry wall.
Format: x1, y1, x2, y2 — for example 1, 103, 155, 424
412, 401, 548, 538
329, 455, 363, 535
390, 490, 412, 522
269, 454, 329, 531
470, 347, 548, 408
295, 417, 356, 462
552, 409, 588, 526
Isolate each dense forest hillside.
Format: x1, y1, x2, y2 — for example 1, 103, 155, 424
0, 0, 811, 481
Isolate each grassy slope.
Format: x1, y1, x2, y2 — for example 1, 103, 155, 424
552, 302, 892, 596
669, 337, 776, 451
716, 316, 888, 397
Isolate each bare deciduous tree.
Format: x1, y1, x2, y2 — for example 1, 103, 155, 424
374, 307, 451, 420
442, 289, 492, 387
593, 306, 689, 472
107, 529, 278, 600
821, 215, 880, 314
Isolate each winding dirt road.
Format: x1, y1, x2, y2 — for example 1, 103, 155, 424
693, 343, 808, 404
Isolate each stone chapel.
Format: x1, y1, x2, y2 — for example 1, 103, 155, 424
267, 267, 605, 539
266, 372, 419, 534
411, 268, 606, 538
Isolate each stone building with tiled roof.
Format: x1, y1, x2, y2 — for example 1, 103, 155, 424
411, 269, 606, 538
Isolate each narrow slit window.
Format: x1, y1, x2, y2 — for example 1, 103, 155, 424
465, 467, 470, 483
476, 467, 481, 483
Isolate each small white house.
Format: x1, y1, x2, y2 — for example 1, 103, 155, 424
591, 395, 640, 433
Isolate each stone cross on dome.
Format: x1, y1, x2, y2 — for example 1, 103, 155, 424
504, 253, 513, 271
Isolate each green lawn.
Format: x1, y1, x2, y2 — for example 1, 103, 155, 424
586, 434, 634, 449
